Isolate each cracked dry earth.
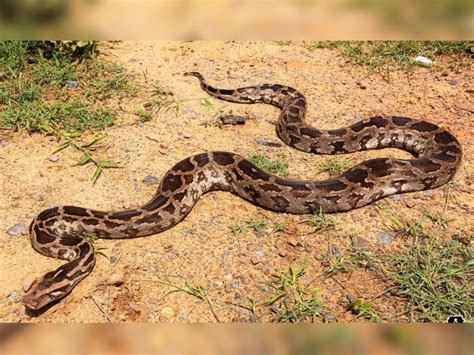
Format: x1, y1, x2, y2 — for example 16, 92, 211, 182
1, 41, 472, 322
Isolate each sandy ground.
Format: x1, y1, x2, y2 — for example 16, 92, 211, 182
0, 41, 472, 322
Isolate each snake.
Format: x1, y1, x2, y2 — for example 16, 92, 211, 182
22, 72, 462, 311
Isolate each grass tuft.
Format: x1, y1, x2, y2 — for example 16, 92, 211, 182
307, 41, 469, 81
249, 151, 290, 177
303, 208, 337, 232
316, 157, 352, 176
266, 259, 325, 322
383, 237, 472, 322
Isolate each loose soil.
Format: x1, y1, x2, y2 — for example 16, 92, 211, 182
0, 41, 472, 322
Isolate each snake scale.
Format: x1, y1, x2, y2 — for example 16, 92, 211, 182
23, 72, 462, 311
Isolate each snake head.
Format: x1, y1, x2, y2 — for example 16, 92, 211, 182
22, 272, 72, 311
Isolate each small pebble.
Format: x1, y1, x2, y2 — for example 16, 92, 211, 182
368, 264, 377, 272
180, 230, 193, 238
356, 81, 367, 89
134, 185, 142, 192
8, 291, 22, 303
109, 255, 118, 264
128, 58, 139, 63
422, 190, 433, 198
107, 271, 125, 286
48, 154, 60, 162
390, 194, 401, 202
230, 281, 239, 289
214, 280, 223, 287
142, 175, 160, 185
6, 223, 28, 236
256, 137, 283, 147
255, 250, 265, 257
264, 70, 273, 78
220, 115, 246, 125
447, 79, 459, 86
324, 312, 335, 322
287, 237, 299, 247
225, 284, 233, 293
279, 250, 287, 257
404, 199, 416, 208
330, 246, 341, 255
352, 236, 370, 249
251, 256, 260, 265
346, 293, 356, 304
183, 132, 192, 139
160, 307, 175, 318
65, 80, 78, 89
377, 231, 394, 247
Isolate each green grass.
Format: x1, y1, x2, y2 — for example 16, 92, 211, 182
303, 208, 337, 232
377, 203, 428, 238
266, 259, 325, 322
321, 251, 357, 276
275, 40, 292, 46
307, 41, 470, 81
316, 157, 352, 176
149, 276, 220, 322
273, 222, 286, 233
229, 223, 246, 237
0, 41, 132, 133
423, 207, 454, 229
135, 108, 153, 122
0, 41, 133, 182
346, 298, 380, 322
248, 218, 268, 232
383, 236, 473, 322
249, 151, 290, 177
49, 129, 120, 183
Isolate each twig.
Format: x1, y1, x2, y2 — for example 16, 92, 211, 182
89, 294, 112, 322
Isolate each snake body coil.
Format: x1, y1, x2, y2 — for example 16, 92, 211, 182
23, 72, 462, 310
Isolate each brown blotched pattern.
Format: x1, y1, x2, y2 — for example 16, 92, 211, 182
23, 72, 462, 311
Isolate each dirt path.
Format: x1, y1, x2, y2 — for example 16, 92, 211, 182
1, 41, 472, 322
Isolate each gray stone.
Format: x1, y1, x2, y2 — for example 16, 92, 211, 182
323, 311, 335, 322
447, 79, 459, 86
134, 185, 142, 192
142, 175, 160, 185
390, 194, 401, 202
48, 154, 60, 162
65, 80, 78, 89
255, 250, 265, 257
220, 115, 246, 125
8, 291, 21, 303
368, 264, 377, 272
256, 137, 283, 147
377, 231, 394, 247
352, 236, 370, 249
422, 190, 433, 198
6, 223, 28, 236
330, 246, 341, 255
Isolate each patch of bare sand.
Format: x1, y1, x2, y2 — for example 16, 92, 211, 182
0, 41, 472, 322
